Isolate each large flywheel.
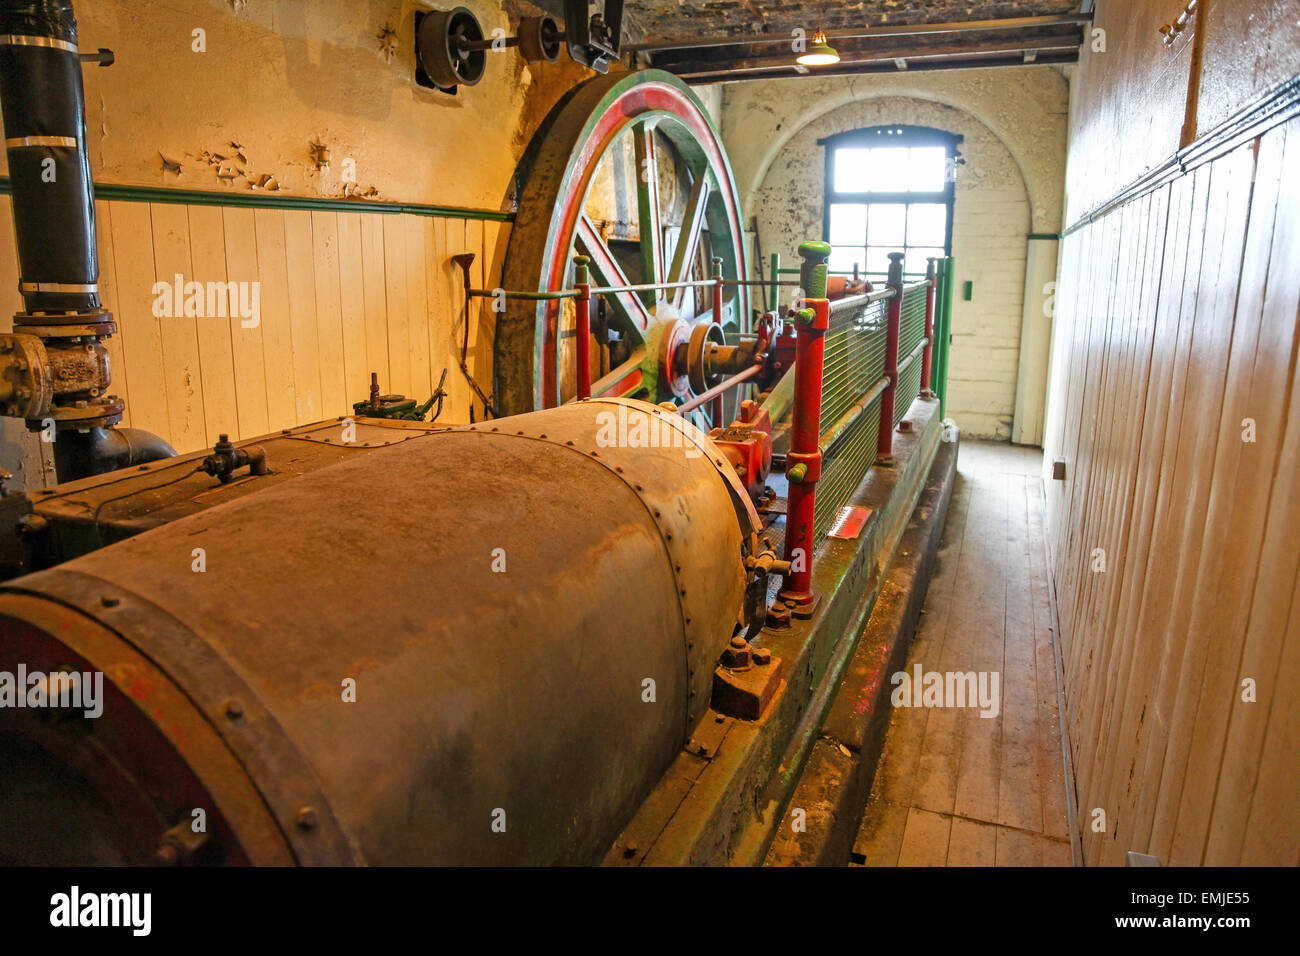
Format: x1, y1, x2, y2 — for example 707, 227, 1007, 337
495, 69, 749, 419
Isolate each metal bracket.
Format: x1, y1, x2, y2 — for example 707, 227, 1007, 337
562, 0, 624, 73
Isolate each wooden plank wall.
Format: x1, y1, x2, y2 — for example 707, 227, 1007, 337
1042, 116, 1300, 865
0, 199, 507, 490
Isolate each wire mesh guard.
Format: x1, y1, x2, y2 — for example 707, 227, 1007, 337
895, 284, 928, 428
813, 294, 888, 540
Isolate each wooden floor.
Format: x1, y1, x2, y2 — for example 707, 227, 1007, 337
851, 439, 1075, 866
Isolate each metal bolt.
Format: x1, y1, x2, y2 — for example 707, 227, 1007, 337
99, 595, 120, 608
753, 647, 772, 666
730, 635, 748, 650
224, 698, 244, 719
296, 806, 318, 830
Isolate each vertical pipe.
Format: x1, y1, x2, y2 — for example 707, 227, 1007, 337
769, 251, 780, 319
939, 255, 956, 419
574, 254, 591, 400
0, 0, 102, 317
710, 255, 723, 424
935, 257, 948, 414
780, 240, 830, 607
921, 257, 937, 396
876, 251, 904, 464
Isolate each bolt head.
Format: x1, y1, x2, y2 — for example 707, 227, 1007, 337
296, 806, 318, 830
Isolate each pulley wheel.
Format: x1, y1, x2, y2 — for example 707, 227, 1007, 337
518, 15, 562, 64
417, 7, 486, 89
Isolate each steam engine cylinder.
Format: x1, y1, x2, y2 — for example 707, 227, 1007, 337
0, 399, 757, 865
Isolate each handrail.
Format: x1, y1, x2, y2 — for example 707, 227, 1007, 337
819, 373, 890, 457
896, 336, 931, 377
828, 286, 895, 315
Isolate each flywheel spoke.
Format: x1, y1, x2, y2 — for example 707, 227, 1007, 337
577, 214, 651, 349
633, 122, 664, 309
590, 349, 648, 400
669, 173, 711, 313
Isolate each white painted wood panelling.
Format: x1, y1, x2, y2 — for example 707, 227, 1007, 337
0, 199, 508, 490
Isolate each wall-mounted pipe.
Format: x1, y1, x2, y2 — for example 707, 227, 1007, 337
0, 0, 173, 481
0, 0, 100, 317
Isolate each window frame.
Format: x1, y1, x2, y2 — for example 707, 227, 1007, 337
820, 125, 962, 278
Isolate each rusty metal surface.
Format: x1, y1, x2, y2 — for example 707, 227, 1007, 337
0, 399, 750, 865
22, 417, 451, 559
0, 592, 293, 866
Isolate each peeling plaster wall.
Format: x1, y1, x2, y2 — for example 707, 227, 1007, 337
0, 1, 733, 488
718, 67, 1068, 441
0, 0, 591, 208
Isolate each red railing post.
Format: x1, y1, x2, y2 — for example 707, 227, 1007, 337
876, 251, 905, 465
574, 254, 591, 400
780, 241, 831, 608
710, 255, 724, 424
921, 257, 937, 397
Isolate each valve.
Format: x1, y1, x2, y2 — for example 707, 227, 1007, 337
200, 434, 269, 485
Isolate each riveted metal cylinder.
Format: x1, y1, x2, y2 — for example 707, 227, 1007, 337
0, 398, 756, 864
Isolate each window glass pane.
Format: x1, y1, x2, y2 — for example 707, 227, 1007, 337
865, 247, 894, 275
907, 147, 948, 192
833, 148, 871, 193
865, 147, 909, 192
906, 204, 947, 247
828, 204, 868, 246
829, 247, 866, 274
866, 204, 906, 247
905, 246, 946, 276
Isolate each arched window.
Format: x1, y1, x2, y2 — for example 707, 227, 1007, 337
820, 125, 961, 279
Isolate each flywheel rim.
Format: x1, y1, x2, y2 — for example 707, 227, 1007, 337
495, 69, 748, 418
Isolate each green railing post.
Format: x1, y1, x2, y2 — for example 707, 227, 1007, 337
936, 256, 956, 419
769, 251, 780, 316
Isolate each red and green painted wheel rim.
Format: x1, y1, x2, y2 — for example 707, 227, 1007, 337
495, 69, 748, 418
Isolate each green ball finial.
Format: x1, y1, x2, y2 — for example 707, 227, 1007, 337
798, 241, 832, 299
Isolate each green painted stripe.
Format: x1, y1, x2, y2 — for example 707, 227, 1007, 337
0, 176, 515, 222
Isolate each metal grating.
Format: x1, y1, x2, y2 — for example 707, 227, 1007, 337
814, 394, 882, 540
820, 295, 888, 437
899, 285, 927, 361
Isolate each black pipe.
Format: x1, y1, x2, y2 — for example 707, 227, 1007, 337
0, 0, 103, 320
0, 1, 175, 484
51, 427, 177, 479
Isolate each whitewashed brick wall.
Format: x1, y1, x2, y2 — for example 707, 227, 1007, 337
722, 91, 1050, 441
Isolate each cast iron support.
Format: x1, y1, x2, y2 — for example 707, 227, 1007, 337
779, 240, 830, 608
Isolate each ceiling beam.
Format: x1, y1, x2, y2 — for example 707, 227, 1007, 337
625, 13, 1093, 55
663, 33, 1084, 81
677, 46, 1081, 84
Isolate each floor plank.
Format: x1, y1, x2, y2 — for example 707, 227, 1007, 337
852, 439, 1074, 866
